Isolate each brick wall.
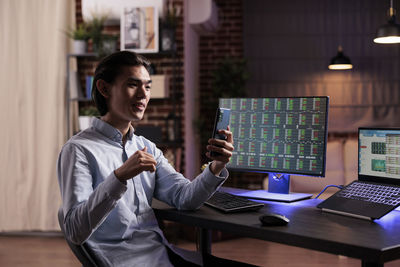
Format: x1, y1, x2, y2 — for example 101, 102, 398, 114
197, 0, 264, 188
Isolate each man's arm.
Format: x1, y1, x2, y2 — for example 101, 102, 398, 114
151, 128, 234, 210
57, 144, 126, 245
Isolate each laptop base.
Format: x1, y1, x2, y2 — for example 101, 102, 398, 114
321, 208, 373, 221
235, 190, 312, 203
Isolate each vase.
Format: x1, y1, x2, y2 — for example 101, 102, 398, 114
101, 39, 117, 55
73, 40, 87, 54
161, 26, 176, 52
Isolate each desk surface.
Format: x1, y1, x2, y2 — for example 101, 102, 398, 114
153, 191, 400, 265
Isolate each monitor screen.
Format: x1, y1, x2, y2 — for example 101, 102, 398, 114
219, 97, 329, 177
359, 128, 400, 181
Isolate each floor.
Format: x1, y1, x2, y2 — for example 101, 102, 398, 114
1, 233, 400, 266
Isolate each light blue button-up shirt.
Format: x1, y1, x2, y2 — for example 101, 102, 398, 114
57, 118, 228, 267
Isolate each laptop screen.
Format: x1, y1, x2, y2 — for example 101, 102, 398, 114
359, 128, 400, 185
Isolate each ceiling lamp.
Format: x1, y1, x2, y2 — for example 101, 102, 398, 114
374, 0, 400, 44
328, 46, 353, 70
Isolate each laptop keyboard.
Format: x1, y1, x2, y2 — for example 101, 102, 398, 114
337, 181, 400, 206
205, 191, 264, 213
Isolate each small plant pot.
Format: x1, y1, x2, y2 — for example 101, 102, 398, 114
73, 40, 87, 54
102, 39, 117, 54
78, 116, 93, 131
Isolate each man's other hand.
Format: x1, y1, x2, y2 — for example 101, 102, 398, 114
114, 147, 157, 181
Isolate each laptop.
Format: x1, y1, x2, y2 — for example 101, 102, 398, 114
317, 128, 400, 220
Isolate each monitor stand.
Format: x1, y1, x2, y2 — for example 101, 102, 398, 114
234, 173, 312, 203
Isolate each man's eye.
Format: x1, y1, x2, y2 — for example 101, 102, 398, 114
128, 83, 138, 88
146, 85, 151, 90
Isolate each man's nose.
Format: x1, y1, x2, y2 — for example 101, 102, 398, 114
136, 84, 147, 98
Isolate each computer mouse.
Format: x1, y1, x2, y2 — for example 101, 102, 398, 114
259, 213, 289, 226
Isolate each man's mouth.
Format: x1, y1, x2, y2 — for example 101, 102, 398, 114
133, 102, 146, 111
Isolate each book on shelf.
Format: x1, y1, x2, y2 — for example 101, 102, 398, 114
69, 70, 84, 99
85, 75, 94, 99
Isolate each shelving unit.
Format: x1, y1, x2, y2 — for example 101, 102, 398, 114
65, 53, 98, 138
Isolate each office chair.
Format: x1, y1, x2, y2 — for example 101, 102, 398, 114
58, 207, 99, 267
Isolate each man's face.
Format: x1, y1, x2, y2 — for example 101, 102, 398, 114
106, 65, 151, 123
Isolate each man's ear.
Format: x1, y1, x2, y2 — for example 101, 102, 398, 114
96, 79, 110, 98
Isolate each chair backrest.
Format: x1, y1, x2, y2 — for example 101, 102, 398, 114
58, 207, 99, 267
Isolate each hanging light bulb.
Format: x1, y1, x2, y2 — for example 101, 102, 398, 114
328, 46, 353, 70
328, 1, 353, 70
374, 0, 400, 44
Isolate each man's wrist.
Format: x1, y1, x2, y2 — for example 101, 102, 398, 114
209, 161, 224, 176
114, 169, 127, 185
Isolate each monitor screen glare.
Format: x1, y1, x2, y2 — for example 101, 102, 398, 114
220, 97, 329, 177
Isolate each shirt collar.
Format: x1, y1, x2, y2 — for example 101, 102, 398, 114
92, 117, 134, 143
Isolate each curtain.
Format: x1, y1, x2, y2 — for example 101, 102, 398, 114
0, 0, 71, 231
243, 0, 400, 132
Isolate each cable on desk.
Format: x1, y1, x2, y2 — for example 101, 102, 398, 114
314, 184, 344, 199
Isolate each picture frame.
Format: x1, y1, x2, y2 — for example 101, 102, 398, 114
121, 6, 159, 53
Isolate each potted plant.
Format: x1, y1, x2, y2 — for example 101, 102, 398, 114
84, 13, 119, 57
160, 2, 181, 52
86, 14, 107, 54
66, 23, 90, 54
78, 105, 99, 131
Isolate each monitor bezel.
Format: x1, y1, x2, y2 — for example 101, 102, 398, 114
358, 127, 400, 186
222, 96, 329, 178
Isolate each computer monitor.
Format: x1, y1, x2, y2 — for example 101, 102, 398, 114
219, 97, 329, 202
358, 128, 400, 185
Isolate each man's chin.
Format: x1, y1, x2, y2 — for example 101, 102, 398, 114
130, 113, 144, 121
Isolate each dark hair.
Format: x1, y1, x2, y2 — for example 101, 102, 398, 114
91, 51, 151, 116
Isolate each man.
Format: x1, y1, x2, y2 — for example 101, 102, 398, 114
58, 51, 250, 266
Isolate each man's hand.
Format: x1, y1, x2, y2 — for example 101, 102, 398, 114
206, 127, 234, 176
114, 147, 157, 182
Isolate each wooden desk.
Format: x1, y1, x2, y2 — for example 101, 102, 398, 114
153, 193, 400, 267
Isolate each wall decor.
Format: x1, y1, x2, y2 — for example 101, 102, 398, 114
121, 6, 159, 53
